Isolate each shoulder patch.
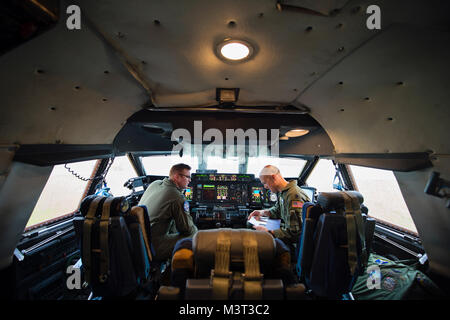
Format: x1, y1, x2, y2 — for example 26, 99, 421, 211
382, 277, 396, 291
291, 200, 303, 208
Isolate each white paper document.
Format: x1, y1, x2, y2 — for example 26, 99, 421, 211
248, 217, 281, 231
264, 219, 281, 231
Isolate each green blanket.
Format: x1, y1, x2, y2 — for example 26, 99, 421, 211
351, 254, 443, 300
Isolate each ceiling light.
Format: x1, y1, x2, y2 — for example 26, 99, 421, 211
285, 129, 309, 138
221, 42, 248, 60
217, 39, 253, 61
280, 136, 289, 140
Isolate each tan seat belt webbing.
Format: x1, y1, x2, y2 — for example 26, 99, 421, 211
211, 229, 232, 300
344, 192, 367, 268
242, 230, 263, 300
99, 197, 114, 283
83, 197, 102, 284
130, 207, 153, 262
342, 192, 358, 275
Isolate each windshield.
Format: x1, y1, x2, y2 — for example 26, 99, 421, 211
141, 154, 307, 177
246, 156, 307, 178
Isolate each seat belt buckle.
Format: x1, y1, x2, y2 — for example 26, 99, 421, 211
241, 272, 264, 281
209, 269, 232, 286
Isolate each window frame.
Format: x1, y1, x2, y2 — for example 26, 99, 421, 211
23, 159, 102, 232
345, 164, 419, 237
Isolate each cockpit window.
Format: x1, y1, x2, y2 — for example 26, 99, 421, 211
102, 155, 139, 197
141, 154, 306, 176
141, 154, 199, 175
305, 159, 337, 192
349, 165, 418, 234
25, 159, 98, 230
205, 156, 240, 173
246, 156, 307, 177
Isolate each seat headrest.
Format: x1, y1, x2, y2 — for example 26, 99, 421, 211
317, 191, 364, 212
79, 195, 130, 217
192, 228, 276, 271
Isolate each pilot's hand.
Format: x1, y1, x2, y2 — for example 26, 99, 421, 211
248, 210, 263, 221
253, 225, 269, 232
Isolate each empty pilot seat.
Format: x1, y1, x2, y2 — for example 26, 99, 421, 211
73, 195, 156, 298
296, 191, 369, 298
158, 228, 306, 300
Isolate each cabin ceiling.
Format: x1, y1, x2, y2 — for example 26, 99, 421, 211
0, 0, 449, 155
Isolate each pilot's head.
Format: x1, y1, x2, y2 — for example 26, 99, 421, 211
170, 163, 191, 189
259, 165, 282, 193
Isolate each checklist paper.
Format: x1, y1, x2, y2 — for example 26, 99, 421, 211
248, 216, 280, 231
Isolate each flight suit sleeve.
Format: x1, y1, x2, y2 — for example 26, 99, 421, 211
171, 199, 198, 236
271, 192, 304, 244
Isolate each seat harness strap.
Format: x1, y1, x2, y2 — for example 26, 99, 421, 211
346, 192, 367, 269
211, 229, 232, 300
242, 230, 263, 300
99, 197, 114, 283
342, 192, 358, 275
342, 192, 367, 275
82, 196, 102, 284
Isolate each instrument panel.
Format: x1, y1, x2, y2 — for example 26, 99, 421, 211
189, 173, 275, 207
124, 173, 315, 229
188, 173, 268, 228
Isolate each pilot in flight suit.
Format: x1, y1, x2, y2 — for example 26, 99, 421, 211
248, 165, 310, 252
138, 163, 198, 261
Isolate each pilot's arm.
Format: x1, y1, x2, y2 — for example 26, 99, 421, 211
269, 193, 303, 244
250, 195, 281, 231
248, 192, 282, 221
171, 199, 198, 236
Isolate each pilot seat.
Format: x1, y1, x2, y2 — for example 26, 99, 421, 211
73, 195, 162, 299
295, 191, 375, 299
157, 228, 306, 300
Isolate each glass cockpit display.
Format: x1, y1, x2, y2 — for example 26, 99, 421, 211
184, 187, 192, 201
216, 185, 228, 200
200, 184, 216, 201
249, 187, 277, 206
251, 187, 263, 203
300, 187, 315, 202
192, 173, 254, 204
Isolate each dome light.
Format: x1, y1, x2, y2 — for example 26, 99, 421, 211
285, 129, 309, 138
218, 39, 253, 62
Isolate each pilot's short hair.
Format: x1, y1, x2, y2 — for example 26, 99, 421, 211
170, 163, 191, 177
259, 165, 280, 177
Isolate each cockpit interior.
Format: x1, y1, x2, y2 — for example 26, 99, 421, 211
0, 0, 449, 308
